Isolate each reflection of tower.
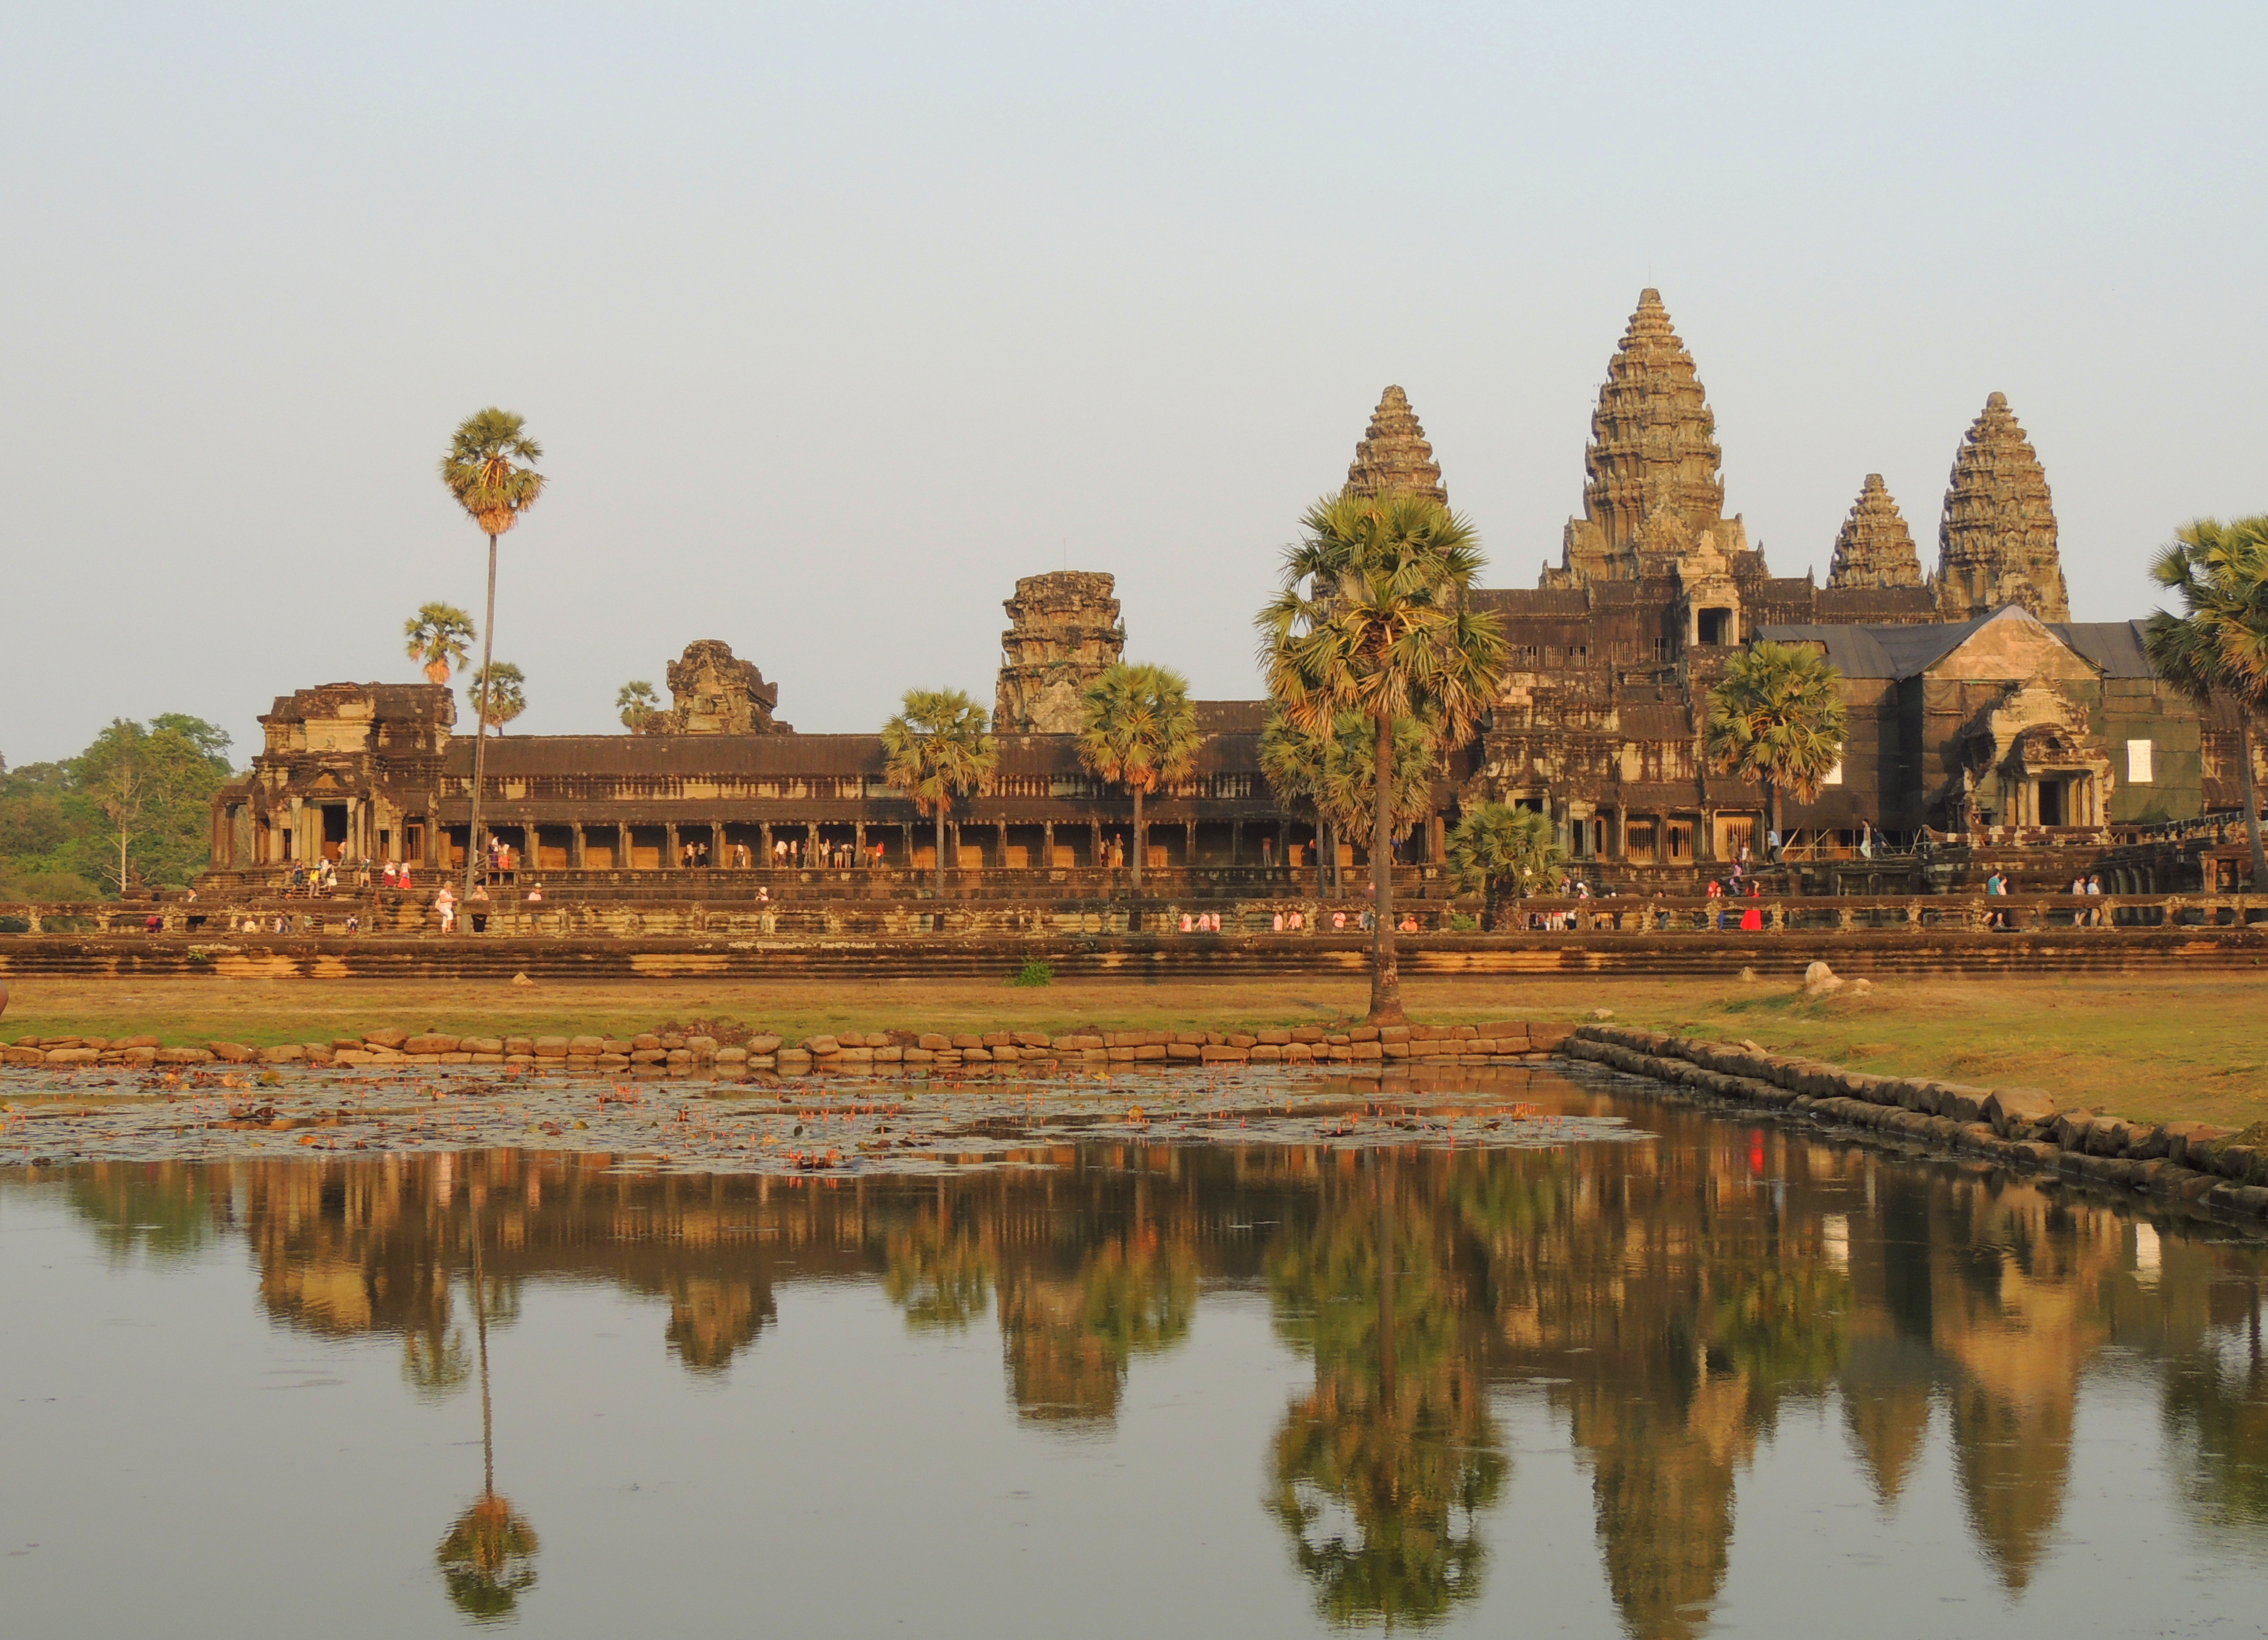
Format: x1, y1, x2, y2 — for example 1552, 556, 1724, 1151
435, 1206, 540, 1621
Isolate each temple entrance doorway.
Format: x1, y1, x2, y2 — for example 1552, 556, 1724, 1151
628, 825, 666, 870
319, 804, 348, 863
2036, 780, 2064, 826
1713, 815, 1757, 862
1666, 821, 1694, 864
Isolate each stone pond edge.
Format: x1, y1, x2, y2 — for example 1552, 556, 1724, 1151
1564, 1024, 2268, 1223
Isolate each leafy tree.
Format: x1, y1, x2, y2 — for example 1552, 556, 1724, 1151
1446, 802, 1564, 926
71, 716, 233, 893
1703, 641, 1847, 840
440, 408, 546, 905
467, 663, 527, 734
1259, 493, 1504, 1022
1259, 709, 1434, 895
616, 680, 661, 731
1076, 662, 1200, 891
880, 688, 996, 893
404, 603, 477, 685
2146, 517, 2268, 885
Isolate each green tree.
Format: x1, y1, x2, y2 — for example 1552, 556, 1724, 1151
440, 408, 546, 908
404, 603, 476, 685
1703, 640, 1847, 841
73, 716, 234, 893
2146, 517, 2268, 886
880, 688, 997, 893
1446, 802, 1564, 926
615, 680, 661, 731
1259, 493, 1504, 1022
467, 663, 527, 734
1076, 661, 1200, 891
1260, 709, 1435, 896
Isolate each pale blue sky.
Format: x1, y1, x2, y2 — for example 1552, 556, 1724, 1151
4, 2, 2263, 764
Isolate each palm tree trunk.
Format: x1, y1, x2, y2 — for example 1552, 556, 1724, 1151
471, 1204, 493, 1498
934, 804, 946, 897
1131, 783, 1145, 893
2241, 713, 2267, 890
1369, 712, 1402, 1022
461, 533, 499, 916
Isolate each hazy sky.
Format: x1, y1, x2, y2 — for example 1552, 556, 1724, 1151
4, 2, 2264, 766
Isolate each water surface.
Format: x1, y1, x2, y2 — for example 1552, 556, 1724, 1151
5, 1065, 2266, 1637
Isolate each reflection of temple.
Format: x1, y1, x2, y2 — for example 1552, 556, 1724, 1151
39, 1103, 2268, 1634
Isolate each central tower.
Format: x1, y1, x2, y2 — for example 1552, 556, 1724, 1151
1545, 288, 1748, 587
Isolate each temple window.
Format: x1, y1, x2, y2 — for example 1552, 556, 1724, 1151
2127, 739, 2153, 782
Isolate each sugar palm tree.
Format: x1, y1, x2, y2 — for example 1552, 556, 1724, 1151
1703, 641, 1847, 842
1077, 662, 1200, 892
440, 409, 546, 908
1259, 494, 1504, 1022
1260, 709, 1435, 897
1446, 802, 1564, 927
404, 603, 476, 685
2146, 516, 2268, 886
881, 688, 997, 894
468, 662, 527, 734
616, 680, 661, 731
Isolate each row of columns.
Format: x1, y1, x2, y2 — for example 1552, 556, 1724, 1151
455, 817, 1314, 870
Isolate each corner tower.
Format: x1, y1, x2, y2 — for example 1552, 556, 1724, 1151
1546, 288, 1748, 588
1934, 392, 2069, 622
993, 572, 1124, 734
1342, 385, 1448, 505
1827, 475, 1925, 590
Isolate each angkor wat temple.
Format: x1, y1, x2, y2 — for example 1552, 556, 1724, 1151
205, 290, 2241, 894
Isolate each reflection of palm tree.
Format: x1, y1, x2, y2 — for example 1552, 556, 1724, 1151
999, 1229, 1195, 1423
884, 1202, 995, 1332
2163, 1287, 2268, 1533
1266, 1158, 1506, 1625
435, 1206, 539, 1622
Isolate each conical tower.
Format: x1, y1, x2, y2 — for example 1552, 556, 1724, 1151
1827, 474, 1925, 590
1548, 289, 1745, 586
1934, 392, 2068, 622
1342, 385, 1447, 506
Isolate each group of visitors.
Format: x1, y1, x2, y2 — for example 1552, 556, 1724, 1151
1179, 911, 1225, 933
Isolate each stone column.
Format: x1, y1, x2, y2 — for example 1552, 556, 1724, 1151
1184, 820, 1195, 868
1230, 820, 1241, 866
665, 823, 680, 872
1044, 820, 1055, 866
854, 821, 866, 866
570, 825, 585, 869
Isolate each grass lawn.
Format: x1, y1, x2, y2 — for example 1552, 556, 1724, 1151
2, 966, 2261, 1127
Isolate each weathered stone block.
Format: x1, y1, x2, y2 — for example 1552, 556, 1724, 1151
405, 1034, 459, 1055
534, 1037, 569, 1058
210, 1042, 254, 1063
1984, 1086, 2056, 1137
365, 1028, 410, 1049
259, 1044, 304, 1064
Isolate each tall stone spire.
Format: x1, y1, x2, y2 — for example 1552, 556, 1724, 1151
1826, 474, 1925, 590
1934, 392, 2068, 622
1343, 385, 1447, 506
1547, 288, 1745, 586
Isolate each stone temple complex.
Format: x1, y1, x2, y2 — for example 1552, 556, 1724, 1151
203, 289, 2252, 897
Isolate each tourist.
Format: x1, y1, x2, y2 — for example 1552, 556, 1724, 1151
526, 883, 544, 902
1272, 910, 1285, 933
1398, 912, 1418, 934
1288, 908, 1304, 931
1260, 836, 1274, 868
1740, 903, 1763, 931
435, 885, 456, 933
1181, 912, 1193, 933
1332, 910, 1346, 930
345, 915, 359, 933
1859, 820, 1874, 859
1766, 826, 1781, 861
399, 862, 411, 892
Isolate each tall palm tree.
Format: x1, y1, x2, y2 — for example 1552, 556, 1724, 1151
1260, 709, 1435, 897
1703, 641, 1847, 842
1446, 802, 1564, 926
880, 688, 997, 894
1076, 662, 1200, 892
2146, 517, 2268, 885
1259, 493, 1504, 1022
404, 603, 476, 685
440, 409, 546, 909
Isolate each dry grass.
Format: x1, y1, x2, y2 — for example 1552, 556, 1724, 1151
2, 966, 2262, 1126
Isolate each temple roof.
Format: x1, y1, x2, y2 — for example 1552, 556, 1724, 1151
1342, 385, 1447, 505
1756, 609, 2151, 680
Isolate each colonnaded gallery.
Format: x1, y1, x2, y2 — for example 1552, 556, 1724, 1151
204, 290, 2245, 889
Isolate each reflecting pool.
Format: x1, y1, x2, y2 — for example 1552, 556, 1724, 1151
5, 1064, 2266, 1636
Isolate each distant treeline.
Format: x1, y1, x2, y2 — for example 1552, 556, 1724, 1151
0, 716, 234, 901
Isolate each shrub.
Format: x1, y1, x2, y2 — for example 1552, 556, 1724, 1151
1008, 957, 1055, 988
1449, 911, 1478, 933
